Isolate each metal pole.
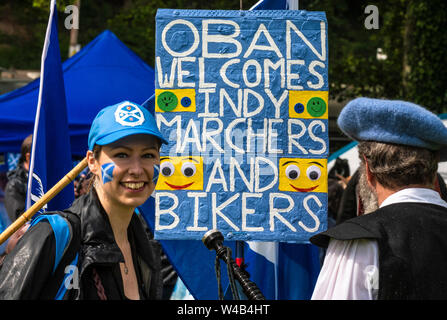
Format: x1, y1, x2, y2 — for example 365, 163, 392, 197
289, 0, 299, 10
68, 0, 81, 57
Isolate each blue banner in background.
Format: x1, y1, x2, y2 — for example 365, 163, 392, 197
26, 0, 74, 215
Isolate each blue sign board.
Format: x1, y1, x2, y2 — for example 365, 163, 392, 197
154, 9, 328, 242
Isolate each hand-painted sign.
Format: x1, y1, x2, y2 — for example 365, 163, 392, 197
154, 9, 328, 242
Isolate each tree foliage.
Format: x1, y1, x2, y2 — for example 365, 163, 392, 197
0, 0, 445, 113
0, 0, 256, 69
302, 0, 446, 113
0, 0, 48, 69
403, 0, 447, 113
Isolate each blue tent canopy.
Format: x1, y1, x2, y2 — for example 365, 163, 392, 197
0, 30, 155, 157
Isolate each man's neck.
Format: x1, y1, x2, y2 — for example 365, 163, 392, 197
376, 184, 433, 207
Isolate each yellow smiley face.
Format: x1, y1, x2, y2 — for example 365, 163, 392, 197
156, 156, 203, 190
279, 158, 327, 193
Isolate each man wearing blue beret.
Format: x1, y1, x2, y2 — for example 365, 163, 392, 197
310, 97, 447, 300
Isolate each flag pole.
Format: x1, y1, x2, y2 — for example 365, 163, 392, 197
235, 241, 244, 267
0, 158, 87, 245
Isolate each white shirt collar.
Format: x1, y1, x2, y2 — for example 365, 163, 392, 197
380, 188, 447, 209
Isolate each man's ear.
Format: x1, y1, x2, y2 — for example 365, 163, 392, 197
363, 155, 376, 188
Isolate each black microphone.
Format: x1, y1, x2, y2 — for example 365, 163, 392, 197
202, 229, 265, 300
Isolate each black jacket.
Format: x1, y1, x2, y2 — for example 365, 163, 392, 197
0, 190, 163, 300
4, 165, 28, 222
311, 202, 447, 299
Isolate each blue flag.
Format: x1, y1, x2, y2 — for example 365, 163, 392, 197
243, 241, 321, 300
26, 0, 74, 215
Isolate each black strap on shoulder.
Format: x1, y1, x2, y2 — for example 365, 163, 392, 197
39, 211, 81, 300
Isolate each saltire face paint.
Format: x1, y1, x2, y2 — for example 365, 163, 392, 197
101, 162, 115, 184
153, 164, 160, 185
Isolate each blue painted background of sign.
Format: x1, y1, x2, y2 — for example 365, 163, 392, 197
154, 9, 328, 242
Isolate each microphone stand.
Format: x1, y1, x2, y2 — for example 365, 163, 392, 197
202, 229, 265, 300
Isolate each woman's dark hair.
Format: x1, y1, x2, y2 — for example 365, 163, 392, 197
86, 145, 102, 192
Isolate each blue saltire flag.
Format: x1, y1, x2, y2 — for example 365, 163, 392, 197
243, 241, 321, 300
6, 153, 20, 171
139, 0, 322, 300
26, 0, 74, 216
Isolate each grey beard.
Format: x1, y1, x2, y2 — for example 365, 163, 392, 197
357, 168, 379, 214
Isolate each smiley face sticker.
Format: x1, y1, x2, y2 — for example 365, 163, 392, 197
155, 89, 196, 112
279, 158, 327, 193
307, 97, 326, 117
157, 91, 178, 112
289, 91, 328, 119
156, 156, 203, 190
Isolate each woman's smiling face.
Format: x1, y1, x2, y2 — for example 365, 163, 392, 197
89, 134, 160, 210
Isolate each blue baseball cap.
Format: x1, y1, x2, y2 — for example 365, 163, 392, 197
88, 100, 168, 150
337, 97, 447, 160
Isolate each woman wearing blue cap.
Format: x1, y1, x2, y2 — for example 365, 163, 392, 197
0, 100, 168, 300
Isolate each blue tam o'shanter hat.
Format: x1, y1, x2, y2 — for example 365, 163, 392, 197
337, 97, 447, 160
88, 100, 168, 151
